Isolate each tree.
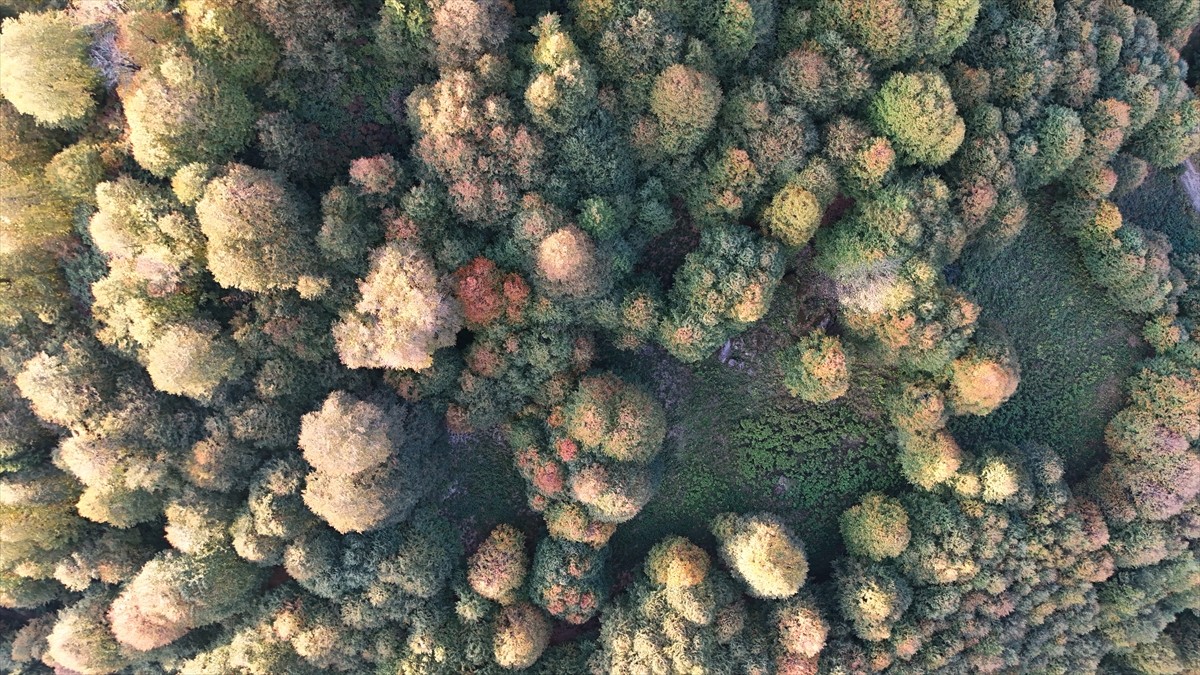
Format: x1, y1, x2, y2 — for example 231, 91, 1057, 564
452, 257, 530, 329
824, 116, 897, 196
660, 224, 785, 362
195, 163, 321, 293
108, 547, 266, 651
468, 524, 528, 604
230, 456, 313, 564
0, 380, 52, 474
686, 145, 766, 227
44, 142, 105, 205
649, 64, 722, 156
14, 339, 114, 430
718, 80, 815, 186
869, 71, 965, 167
492, 602, 551, 669
775, 33, 873, 119
0, 11, 100, 127
712, 512, 807, 599
887, 381, 947, 434
0, 110, 76, 258
409, 70, 546, 227
834, 559, 912, 642
1131, 98, 1200, 169
946, 344, 1020, 416
431, 0, 513, 69
760, 175, 823, 249
123, 53, 255, 176
1114, 630, 1187, 674
525, 14, 597, 134
562, 373, 666, 464
348, 154, 403, 198
375, 0, 434, 74
333, 241, 463, 371
533, 224, 608, 299
896, 429, 963, 489
1068, 201, 1175, 315
568, 460, 654, 523
530, 537, 607, 624
816, 0, 916, 68
840, 493, 911, 561
542, 501, 617, 548
450, 325, 588, 432
181, 0, 279, 86
590, 533, 765, 672
775, 594, 828, 659
645, 537, 711, 590
780, 331, 850, 403
298, 391, 442, 533
87, 176, 207, 356
0, 466, 86, 607
593, 7, 685, 110
45, 591, 135, 674
1015, 105, 1086, 188
144, 321, 244, 402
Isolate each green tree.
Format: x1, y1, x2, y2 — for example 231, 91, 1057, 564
468, 524, 528, 604
0, 466, 86, 607
298, 391, 443, 533
525, 14, 597, 134
712, 512, 807, 599
816, 0, 916, 68
0, 10, 99, 127
144, 321, 244, 402
195, 163, 322, 293
1015, 105, 1086, 188
333, 241, 463, 371
840, 493, 911, 561
649, 64, 722, 156
123, 53, 255, 176
823, 116, 897, 196
869, 71, 965, 167
660, 224, 785, 362
44, 142, 105, 205
182, 0, 279, 85
591, 531, 778, 672
108, 547, 266, 651
779, 330, 850, 403
492, 602, 551, 669
229, 456, 313, 564
896, 428, 963, 490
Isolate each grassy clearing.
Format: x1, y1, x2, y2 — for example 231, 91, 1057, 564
442, 433, 532, 551
610, 277, 904, 577
447, 210, 1151, 575
949, 217, 1146, 478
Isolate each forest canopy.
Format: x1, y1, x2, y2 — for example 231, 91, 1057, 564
1, 0, 1199, 673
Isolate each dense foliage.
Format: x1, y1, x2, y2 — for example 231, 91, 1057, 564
1, 0, 1198, 672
